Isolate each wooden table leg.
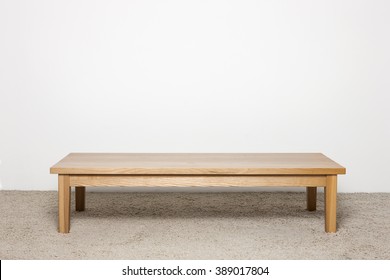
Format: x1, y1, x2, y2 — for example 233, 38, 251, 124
306, 187, 317, 211
58, 175, 71, 233
325, 175, 337, 233
75, 186, 85, 211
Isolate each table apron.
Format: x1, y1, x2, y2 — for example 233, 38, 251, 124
69, 175, 327, 187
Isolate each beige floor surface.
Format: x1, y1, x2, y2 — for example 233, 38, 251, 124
0, 191, 389, 259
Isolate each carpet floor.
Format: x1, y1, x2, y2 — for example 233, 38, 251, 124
0, 191, 389, 259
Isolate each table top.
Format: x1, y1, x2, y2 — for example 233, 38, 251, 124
50, 153, 346, 175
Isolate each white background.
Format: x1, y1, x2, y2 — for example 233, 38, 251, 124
2, 260, 389, 280
0, 0, 389, 192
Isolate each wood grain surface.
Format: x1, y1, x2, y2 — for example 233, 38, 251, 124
69, 175, 327, 187
50, 153, 346, 175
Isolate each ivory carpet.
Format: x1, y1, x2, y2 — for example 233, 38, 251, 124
0, 191, 389, 259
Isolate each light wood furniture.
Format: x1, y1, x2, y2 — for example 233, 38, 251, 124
50, 153, 346, 233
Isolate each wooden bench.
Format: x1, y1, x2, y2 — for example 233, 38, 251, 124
50, 153, 346, 233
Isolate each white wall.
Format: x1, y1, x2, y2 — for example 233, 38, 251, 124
0, 0, 389, 192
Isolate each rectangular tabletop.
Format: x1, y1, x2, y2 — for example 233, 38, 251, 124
50, 153, 346, 175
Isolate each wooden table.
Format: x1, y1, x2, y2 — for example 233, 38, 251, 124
50, 153, 346, 233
